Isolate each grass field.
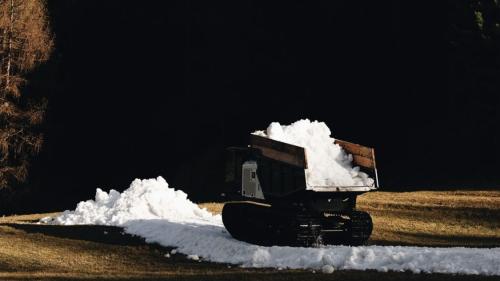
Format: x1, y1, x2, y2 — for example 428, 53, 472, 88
0, 190, 499, 281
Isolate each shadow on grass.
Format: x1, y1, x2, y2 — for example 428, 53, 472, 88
2, 270, 500, 281
2, 223, 153, 247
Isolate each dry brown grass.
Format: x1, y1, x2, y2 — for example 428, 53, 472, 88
199, 202, 224, 214
0, 190, 499, 280
358, 190, 500, 247
0, 212, 60, 224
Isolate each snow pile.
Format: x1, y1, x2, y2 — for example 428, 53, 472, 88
52, 177, 217, 226
253, 119, 374, 188
46, 177, 500, 276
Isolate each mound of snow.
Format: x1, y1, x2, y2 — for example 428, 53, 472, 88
321, 264, 335, 274
52, 177, 217, 226
46, 177, 500, 276
253, 119, 374, 188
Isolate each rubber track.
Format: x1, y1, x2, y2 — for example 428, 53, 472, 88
222, 202, 373, 247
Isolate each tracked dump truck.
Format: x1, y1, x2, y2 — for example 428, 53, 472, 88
222, 134, 379, 247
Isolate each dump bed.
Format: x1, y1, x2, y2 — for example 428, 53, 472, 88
249, 134, 379, 192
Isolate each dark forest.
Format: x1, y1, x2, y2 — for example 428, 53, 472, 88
1, 0, 499, 214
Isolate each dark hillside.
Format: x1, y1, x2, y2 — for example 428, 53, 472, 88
4, 1, 499, 214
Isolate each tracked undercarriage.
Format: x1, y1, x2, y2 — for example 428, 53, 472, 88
222, 134, 379, 247
223, 202, 373, 247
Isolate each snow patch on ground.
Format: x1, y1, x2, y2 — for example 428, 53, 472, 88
46, 177, 500, 275
321, 264, 335, 274
253, 119, 374, 188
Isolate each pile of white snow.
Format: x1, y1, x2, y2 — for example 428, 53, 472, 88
45, 177, 500, 276
253, 119, 374, 188
50, 177, 215, 226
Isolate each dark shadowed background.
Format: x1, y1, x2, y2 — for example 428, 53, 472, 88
7, 0, 499, 213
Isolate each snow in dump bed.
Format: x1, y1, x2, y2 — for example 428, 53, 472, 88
46, 177, 500, 275
253, 119, 374, 189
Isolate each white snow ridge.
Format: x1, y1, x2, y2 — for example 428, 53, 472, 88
47, 177, 500, 275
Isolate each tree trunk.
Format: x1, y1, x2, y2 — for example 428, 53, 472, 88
5, 0, 14, 90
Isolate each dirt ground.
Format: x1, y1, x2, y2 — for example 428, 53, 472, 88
0, 190, 499, 281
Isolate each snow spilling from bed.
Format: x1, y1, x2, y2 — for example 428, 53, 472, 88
253, 119, 374, 188
46, 177, 500, 276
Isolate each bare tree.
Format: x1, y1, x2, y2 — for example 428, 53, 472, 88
0, 0, 53, 188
